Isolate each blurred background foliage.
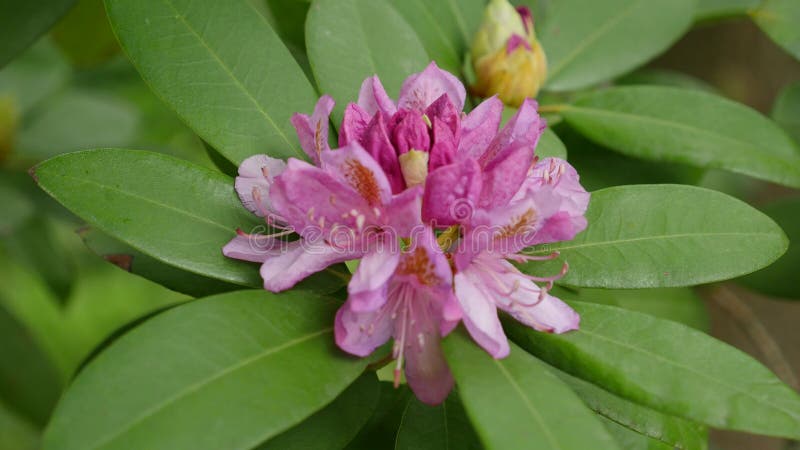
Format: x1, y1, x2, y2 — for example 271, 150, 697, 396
0, 0, 798, 449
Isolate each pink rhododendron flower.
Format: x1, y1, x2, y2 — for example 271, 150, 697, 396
223, 61, 590, 404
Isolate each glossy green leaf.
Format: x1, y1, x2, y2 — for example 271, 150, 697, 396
694, 0, 757, 21
395, 391, 482, 450
306, 0, 430, 122
772, 81, 800, 143
615, 69, 717, 93
522, 184, 788, 288
739, 197, 800, 299
539, 0, 694, 91
345, 383, 412, 450
600, 418, 674, 450
258, 374, 379, 450
388, 0, 484, 76
753, 0, 800, 61
507, 301, 800, 439
33, 149, 264, 287
0, 0, 76, 68
443, 332, 619, 450
44, 290, 368, 450
105, 0, 318, 164
553, 287, 709, 331
557, 369, 708, 450
561, 86, 800, 188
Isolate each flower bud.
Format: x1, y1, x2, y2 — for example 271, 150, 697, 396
470, 0, 547, 106
398, 149, 429, 187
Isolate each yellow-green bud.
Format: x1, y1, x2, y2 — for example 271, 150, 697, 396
398, 150, 429, 188
470, 0, 547, 106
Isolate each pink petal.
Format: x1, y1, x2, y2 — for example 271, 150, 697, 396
388, 109, 430, 154
397, 62, 466, 112
339, 103, 371, 147
259, 240, 355, 292
459, 96, 503, 160
425, 94, 460, 140
222, 232, 283, 263
290, 95, 335, 166
348, 248, 401, 312
453, 271, 510, 358
478, 141, 535, 209
321, 142, 393, 207
480, 98, 544, 166
428, 117, 456, 172
422, 159, 483, 227
335, 300, 394, 357
386, 186, 423, 237
506, 34, 532, 53
358, 75, 397, 118
234, 155, 287, 217
359, 113, 405, 193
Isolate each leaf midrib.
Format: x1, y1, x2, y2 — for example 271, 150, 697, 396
577, 326, 800, 425
160, 0, 296, 154
534, 231, 779, 253
564, 105, 800, 164
493, 360, 563, 450
88, 327, 333, 450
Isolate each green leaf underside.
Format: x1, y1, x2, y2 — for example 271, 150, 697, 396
539, 0, 694, 91
104, 0, 319, 164
557, 369, 708, 450
522, 184, 788, 288
0, 0, 76, 68
506, 301, 800, 439
33, 149, 263, 287
739, 196, 800, 299
257, 374, 380, 450
562, 86, 800, 188
394, 391, 482, 450
753, 0, 800, 62
306, 0, 430, 124
443, 331, 619, 450
43, 290, 368, 450
388, 0, 484, 76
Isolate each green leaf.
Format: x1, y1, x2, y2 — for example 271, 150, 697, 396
522, 184, 788, 288
739, 196, 800, 299
600, 418, 674, 450
443, 331, 619, 450
15, 90, 139, 162
615, 69, 717, 93
772, 81, 800, 143
560, 86, 800, 188
0, 257, 70, 425
507, 301, 800, 439
257, 373, 380, 450
0, 180, 34, 236
539, 0, 694, 91
553, 287, 709, 331
556, 369, 708, 450
537, 128, 567, 159
33, 149, 264, 287
0, 40, 70, 115
43, 290, 368, 450
0, 0, 76, 68
0, 399, 40, 450
395, 391, 482, 450
694, 0, 757, 21
104, 0, 319, 164
753, 0, 800, 61
345, 383, 412, 450
388, 0, 484, 76
306, 0, 430, 122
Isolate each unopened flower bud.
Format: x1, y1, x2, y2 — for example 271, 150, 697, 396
470, 0, 547, 106
398, 149, 429, 187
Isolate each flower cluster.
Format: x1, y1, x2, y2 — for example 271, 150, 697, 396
224, 62, 589, 404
